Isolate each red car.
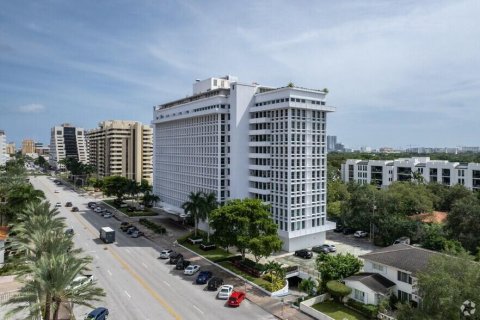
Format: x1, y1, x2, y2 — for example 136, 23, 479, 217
228, 291, 246, 307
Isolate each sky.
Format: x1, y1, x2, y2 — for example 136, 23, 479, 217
1, 0, 479, 149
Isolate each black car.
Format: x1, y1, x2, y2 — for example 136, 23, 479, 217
342, 227, 355, 235
175, 259, 191, 270
294, 249, 313, 259
71, 207, 79, 212
65, 202, 73, 207
312, 246, 330, 254
120, 222, 132, 231
207, 277, 224, 290
87, 202, 96, 208
126, 226, 138, 235
195, 271, 213, 284
169, 252, 183, 264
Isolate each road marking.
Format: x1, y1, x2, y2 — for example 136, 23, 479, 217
162, 281, 171, 287
193, 305, 203, 314
142, 262, 148, 269
70, 207, 182, 319
124, 290, 131, 298
107, 270, 112, 276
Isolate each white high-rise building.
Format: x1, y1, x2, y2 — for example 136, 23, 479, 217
49, 123, 88, 170
0, 130, 6, 166
152, 76, 336, 251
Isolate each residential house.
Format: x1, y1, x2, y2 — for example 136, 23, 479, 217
344, 244, 440, 306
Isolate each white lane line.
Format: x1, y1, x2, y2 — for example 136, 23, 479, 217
107, 270, 112, 276
142, 262, 148, 269
193, 305, 203, 314
124, 290, 131, 298
162, 280, 171, 287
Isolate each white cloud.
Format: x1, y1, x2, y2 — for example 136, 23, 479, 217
17, 103, 45, 113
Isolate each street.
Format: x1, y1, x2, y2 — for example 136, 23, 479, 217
30, 176, 275, 320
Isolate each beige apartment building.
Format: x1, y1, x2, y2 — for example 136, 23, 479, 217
6, 143, 16, 155
87, 120, 153, 184
21, 139, 35, 154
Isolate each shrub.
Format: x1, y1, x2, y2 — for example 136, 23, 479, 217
326, 280, 351, 302
346, 299, 378, 319
139, 218, 166, 234
263, 276, 286, 292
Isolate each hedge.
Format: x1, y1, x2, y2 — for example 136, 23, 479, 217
139, 218, 166, 234
346, 299, 378, 319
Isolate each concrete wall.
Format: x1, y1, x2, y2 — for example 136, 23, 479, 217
300, 294, 334, 320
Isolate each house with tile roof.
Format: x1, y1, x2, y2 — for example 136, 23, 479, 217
344, 244, 440, 306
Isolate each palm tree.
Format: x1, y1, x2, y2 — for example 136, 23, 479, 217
264, 261, 285, 283
199, 192, 217, 243
299, 277, 316, 296
6, 184, 45, 223
181, 191, 203, 237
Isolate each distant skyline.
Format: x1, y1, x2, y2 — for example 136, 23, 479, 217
1, 1, 479, 148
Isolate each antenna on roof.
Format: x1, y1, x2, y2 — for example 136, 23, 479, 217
195, 79, 200, 82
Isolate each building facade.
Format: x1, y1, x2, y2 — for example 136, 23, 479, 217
0, 131, 6, 166
86, 120, 153, 184
5, 142, 15, 155
152, 76, 335, 251
21, 139, 35, 155
341, 157, 480, 191
49, 124, 88, 169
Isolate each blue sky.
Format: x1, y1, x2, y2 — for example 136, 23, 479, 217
1, 0, 479, 149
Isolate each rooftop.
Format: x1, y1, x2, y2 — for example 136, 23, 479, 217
344, 272, 395, 294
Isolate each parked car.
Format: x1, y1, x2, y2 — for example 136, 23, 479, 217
65, 228, 74, 236
169, 252, 183, 264
87, 202, 96, 208
85, 307, 109, 320
394, 237, 411, 245
94, 207, 106, 214
228, 291, 246, 307
175, 259, 191, 270
311, 246, 330, 254
54, 190, 59, 193
159, 249, 173, 259
184, 265, 200, 275
55, 202, 61, 207
131, 230, 144, 238
71, 207, 79, 212
333, 225, 344, 233
313, 244, 336, 253
103, 212, 113, 219
196, 271, 213, 284
342, 227, 356, 235
126, 226, 138, 235
217, 285, 234, 299
294, 249, 313, 259
354, 230, 368, 238
65, 202, 73, 207
119, 202, 128, 208
120, 222, 132, 231
207, 277, 224, 291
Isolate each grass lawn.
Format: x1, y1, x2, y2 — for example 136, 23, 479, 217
312, 301, 367, 320
179, 241, 234, 262
103, 199, 157, 217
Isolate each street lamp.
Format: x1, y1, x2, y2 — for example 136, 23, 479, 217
370, 204, 377, 242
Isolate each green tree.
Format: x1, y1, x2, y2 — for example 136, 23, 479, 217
316, 253, 362, 283
198, 192, 218, 243
210, 198, 282, 260
299, 277, 316, 296
102, 176, 130, 204
181, 191, 203, 237
396, 252, 480, 320
445, 195, 480, 253
385, 182, 434, 216
326, 280, 351, 303
341, 183, 378, 230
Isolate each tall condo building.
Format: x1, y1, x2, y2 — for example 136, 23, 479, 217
0, 130, 6, 165
152, 76, 336, 251
86, 120, 153, 184
6, 142, 15, 155
21, 139, 36, 155
49, 124, 88, 169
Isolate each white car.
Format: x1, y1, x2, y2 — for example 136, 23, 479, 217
217, 285, 234, 299
103, 213, 113, 218
159, 249, 173, 259
94, 207, 106, 213
55, 202, 61, 207
354, 230, 368, 238
184, 265, 200, 275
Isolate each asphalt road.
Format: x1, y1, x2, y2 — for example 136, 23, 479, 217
31, 176, 275, 320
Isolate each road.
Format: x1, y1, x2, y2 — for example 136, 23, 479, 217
31, 176, 275, 320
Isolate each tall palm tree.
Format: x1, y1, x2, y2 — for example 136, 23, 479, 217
181, 191, 203, 237
199, 192, 217, 243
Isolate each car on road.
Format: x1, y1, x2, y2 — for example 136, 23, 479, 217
228, 291, 246, 307
207, 277, 224, 291
184, 265, 200, 275
354, 230, 368, 238
103, 212, 113, 218
195, 271, 213, 284
313, 244, 336, 253
131, 230, 144, 238
55, 202, 62, 208
169, 252, 183, 264
94, 207, 106, 214
159, 249, 173, 259
175, 259, 191, 270
65, 202, 72, 207
311, 245, 330, 254
342, 227, 356, 235
71, 207, 79, 212
217, 285, 234, 299
294, 249, 313, 259
120, 222, 132, 231
88, 202, 97, 208
85, 307, 109, 320
126, 226, 138, 235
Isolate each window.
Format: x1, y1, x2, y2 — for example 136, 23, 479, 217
372, 263, 384, 272
354, 289, 365, 302
398, 271, 412, 284
397, 290, 411, 302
